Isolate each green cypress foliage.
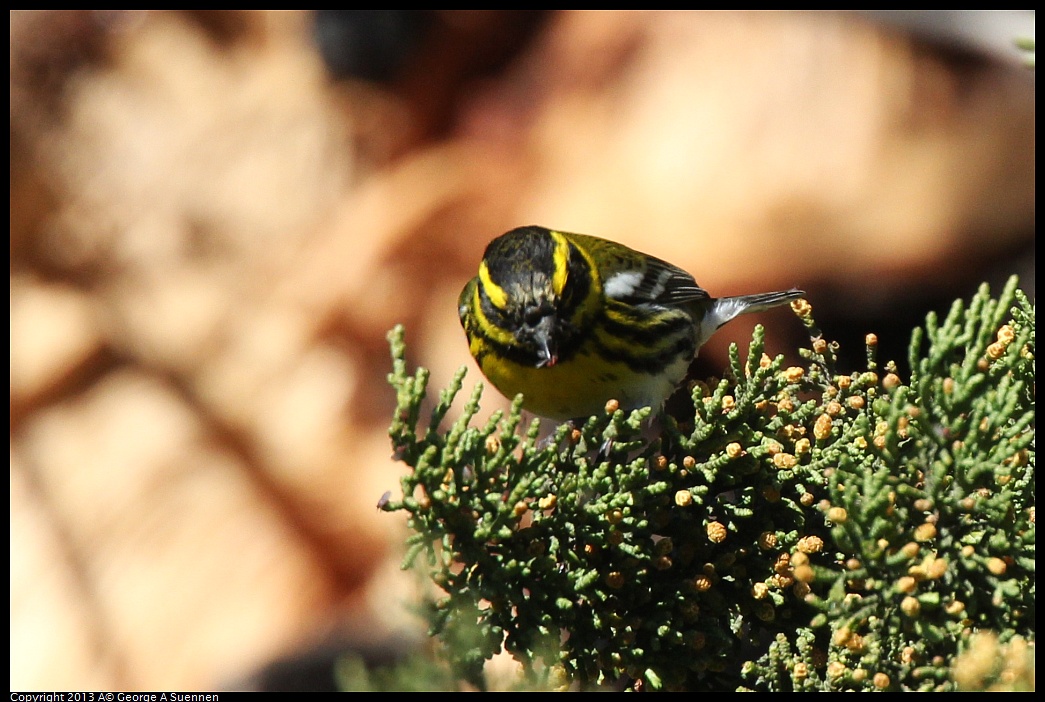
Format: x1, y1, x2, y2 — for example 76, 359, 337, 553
381, 276, 1033, 691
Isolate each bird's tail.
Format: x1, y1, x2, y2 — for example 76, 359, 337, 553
720, 288, 805, 316
694, 288, 805, 350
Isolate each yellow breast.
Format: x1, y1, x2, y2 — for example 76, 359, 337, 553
475, 343, 690, 421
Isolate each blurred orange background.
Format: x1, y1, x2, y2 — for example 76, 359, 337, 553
10, 10, 1034, 691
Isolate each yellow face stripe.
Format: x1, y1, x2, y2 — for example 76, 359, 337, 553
478, 260, 508, 309
551, 231, 602, 332
472, 267, 516, 347
549, 231, 571, 297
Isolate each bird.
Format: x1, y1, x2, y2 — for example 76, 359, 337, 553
458, 225, 804, 421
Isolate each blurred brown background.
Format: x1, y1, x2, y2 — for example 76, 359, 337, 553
9, 10, 1034, 691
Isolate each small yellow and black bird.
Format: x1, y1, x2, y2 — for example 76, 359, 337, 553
458, 225, 804, 421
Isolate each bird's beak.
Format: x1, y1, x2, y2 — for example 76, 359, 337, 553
533, 316, 559, 368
